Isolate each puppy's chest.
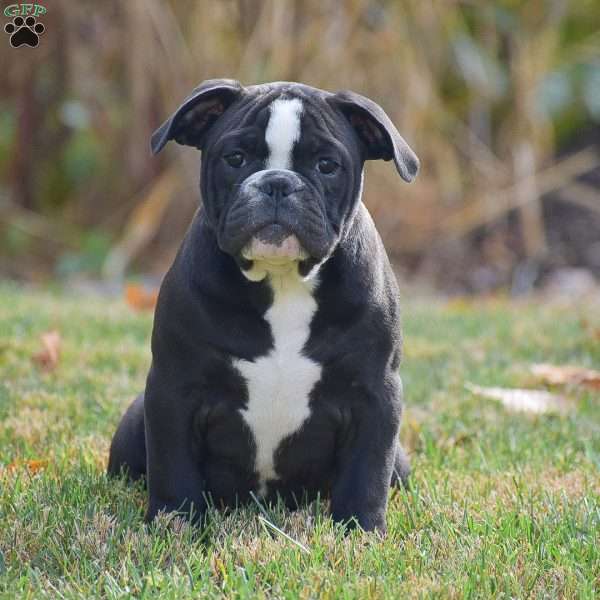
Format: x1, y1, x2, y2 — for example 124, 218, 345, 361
234, 276, 321, 494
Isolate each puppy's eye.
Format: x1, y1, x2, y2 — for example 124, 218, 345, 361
317, 158, 338, 175
224, 152, 245, 168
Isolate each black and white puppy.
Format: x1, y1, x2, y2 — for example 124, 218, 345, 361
108, 80, 419, 533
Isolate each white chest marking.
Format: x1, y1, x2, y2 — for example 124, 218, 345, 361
264, 98, 303, 170
235, 274, 321, 495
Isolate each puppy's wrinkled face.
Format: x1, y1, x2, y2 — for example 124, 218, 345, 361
201, 85, 364, 280
151, 80, 419, 280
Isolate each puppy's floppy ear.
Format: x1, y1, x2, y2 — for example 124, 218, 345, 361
327, 90, 419, 183
151, 79, 245, 155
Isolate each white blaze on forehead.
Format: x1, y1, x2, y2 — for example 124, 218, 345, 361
265, 98, 303, 170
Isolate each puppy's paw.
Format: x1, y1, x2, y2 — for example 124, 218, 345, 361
331, 507, 387, 536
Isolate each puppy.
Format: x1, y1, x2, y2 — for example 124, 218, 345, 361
108, 80, 418, 532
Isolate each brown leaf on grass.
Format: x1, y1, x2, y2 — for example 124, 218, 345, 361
32, 330, 61, 372
6, 459, 49, 473
125, 283, 158, 311
531, 363, 600, 390
465, 383, 569, 414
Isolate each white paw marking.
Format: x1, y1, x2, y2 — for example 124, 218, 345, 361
235, 272, 320, 495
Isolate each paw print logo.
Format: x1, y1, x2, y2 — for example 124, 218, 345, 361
4, 16, 45, 48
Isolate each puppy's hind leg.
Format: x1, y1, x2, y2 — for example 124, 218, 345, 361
107, 393, 147, 482
390, 440, 411, 489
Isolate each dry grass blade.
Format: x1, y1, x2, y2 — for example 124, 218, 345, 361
442, 149, 600, 240
103, 167, 179, 281
0, 196, 80, 248
258, 516, 311, 555
465, 382, 569, 414
248, 491, 311, 554
557, 182, 600, 216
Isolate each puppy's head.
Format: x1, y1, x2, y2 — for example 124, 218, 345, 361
152, 79, 419, 280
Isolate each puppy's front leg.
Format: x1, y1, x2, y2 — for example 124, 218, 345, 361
330, 397, 400, 534
144, 367, 206, 524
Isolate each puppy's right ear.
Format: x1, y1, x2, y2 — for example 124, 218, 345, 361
151, 79, 245, 154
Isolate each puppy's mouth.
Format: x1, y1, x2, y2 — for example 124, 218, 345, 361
241, 224, 309, 264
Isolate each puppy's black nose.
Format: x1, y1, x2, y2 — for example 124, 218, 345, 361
259, 175, 293, 200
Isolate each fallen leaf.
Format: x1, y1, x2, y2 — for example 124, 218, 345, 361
32, 330, 61, 372
531, 363, 600, 390
465, 383, 569, 414
7, 459, 49, 473
125, 283, 158, 311
24, 459, 48, 473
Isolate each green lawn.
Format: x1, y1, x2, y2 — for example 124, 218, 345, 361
0, 284, 599, 599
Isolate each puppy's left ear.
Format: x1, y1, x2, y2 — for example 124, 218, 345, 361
328, 90, 419, 183
151, 79, 245, 154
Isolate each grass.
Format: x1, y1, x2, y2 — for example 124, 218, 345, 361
0, 283, 599, 599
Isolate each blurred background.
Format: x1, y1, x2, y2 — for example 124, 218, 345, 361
1, 0, 599, 296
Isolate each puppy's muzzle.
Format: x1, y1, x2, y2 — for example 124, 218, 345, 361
221, 169, 330, 262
